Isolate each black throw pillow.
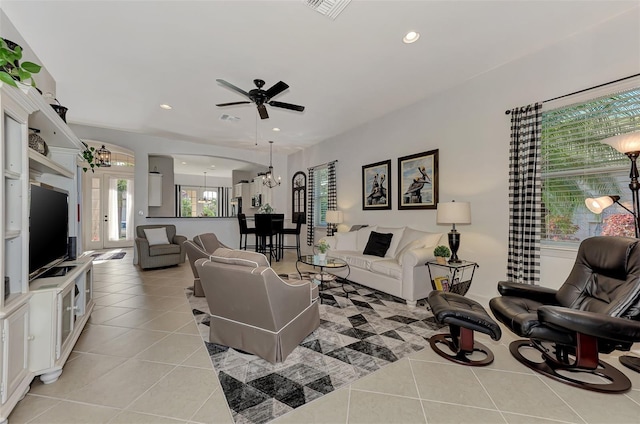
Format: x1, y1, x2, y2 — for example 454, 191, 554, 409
363, 231, 393, 257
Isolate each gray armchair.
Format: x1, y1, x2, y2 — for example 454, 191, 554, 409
195, 247, 320, 363
135, 225, 187, 270
185, 233, 230, 297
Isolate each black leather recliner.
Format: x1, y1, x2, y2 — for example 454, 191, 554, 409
489, 236, 640, 393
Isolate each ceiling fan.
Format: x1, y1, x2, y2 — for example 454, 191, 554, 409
216, 78, 305, 119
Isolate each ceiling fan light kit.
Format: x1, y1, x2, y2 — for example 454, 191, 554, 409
216, 78, 305, 120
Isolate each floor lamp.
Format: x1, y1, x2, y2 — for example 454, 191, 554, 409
600, 130, 640, 373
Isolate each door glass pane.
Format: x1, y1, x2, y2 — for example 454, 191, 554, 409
91, 177, 101, 242
108, 177, 133, 242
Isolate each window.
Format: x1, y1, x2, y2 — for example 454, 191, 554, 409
313, 166, 329, 226
541, 86, 640, 246
177, 186, 223, 217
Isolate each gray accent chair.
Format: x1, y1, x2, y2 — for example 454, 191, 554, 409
135, 225, 187, 270
195, 247, 320, 363
185, 233, 230, 297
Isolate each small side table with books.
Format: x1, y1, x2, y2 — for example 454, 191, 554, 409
426, 260, 478, 296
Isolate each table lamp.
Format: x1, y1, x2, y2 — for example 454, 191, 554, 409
436, 201, 471, 263
325, 210, 343, 236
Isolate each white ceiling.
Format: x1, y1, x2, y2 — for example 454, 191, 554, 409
3, 1, 637, 156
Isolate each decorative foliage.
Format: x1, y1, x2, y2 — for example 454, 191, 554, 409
433, 245, 451, 258
317, 239, 330, 254
602, 213, 635, 238
545, 215, 580, 241
258, 203, 274, 214
80, 142, 103, 173
0, 38, 41, 88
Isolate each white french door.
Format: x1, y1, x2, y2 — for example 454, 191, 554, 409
83, 172, 134, 250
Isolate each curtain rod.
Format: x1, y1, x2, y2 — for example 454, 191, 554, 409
504, 73, 640, 115
308, 159, 338, 171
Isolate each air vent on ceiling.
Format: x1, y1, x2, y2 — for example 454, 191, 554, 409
304, 0, 351, 20
219, 114, 240, 122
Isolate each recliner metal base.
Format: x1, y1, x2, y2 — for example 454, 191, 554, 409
429, 329, 495, 367
510, 339, 631, 393
619, 355, 640, 373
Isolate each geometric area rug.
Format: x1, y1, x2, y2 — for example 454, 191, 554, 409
186, 277, 445, 424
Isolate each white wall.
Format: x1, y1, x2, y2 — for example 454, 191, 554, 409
70, 124, 288, 246
289, 10, 640, 301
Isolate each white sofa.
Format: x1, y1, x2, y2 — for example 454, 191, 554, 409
324, 226, 444, 306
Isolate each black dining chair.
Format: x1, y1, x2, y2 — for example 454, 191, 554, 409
237, 213, 256, 250
280, 214, 304, 260
254, 214, 279, 262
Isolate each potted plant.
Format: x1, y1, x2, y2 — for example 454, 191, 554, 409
434, 245, 451, 265
0, 38, 42, 88
317, 239, 330, 261
258, 203, 274, 214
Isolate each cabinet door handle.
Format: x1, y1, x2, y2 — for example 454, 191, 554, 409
27, 335, 35, 341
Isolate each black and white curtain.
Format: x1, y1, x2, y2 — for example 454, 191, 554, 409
306, 168, 315, 246
507, 102, 543, 285
327, 161, 337, 236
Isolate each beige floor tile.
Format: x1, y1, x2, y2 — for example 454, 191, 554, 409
138, 311, 195, 332
348, 389, 426, 424
172, 301, 195, 313
7, 394, 60, 423
89, 306, 135, 324
110, 410, 188, 423
126, 366, 220, 420
94, 283, 138, 293
66, 359, 175, 408
175, 320, 201, 335
351, 358, 419, 398
544, 377, 640, 423
136, 333, 204, 364
73, 324, 130, 352
88, 328, 169, 357
474, 369, 582, 422
410, 360, 495, 408
422, 400, 505, 424
94, 293, 137, 306
101, 308, 166, 328
502, 412, 580, 424
271, 387, 350, 424
626, 388, 640, 404
28, 400, 119, 423
112, 295, 187, 311
117, 285, 157, 296
30, 353, 128, 397
189, 390, 234, 424
407, 345, 450, 364
181, 346, 214, 369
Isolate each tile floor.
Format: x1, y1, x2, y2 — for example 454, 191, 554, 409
8, 249, 640, 424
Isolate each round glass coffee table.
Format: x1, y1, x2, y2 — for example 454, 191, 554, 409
296, 255, 351, 302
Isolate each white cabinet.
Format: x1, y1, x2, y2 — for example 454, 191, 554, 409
29, 257, 93, 384
0, 82, 86, 423
148, 172, 163, 206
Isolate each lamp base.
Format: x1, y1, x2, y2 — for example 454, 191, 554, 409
448, 230, 461, 263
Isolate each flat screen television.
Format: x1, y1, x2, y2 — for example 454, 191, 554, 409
29, 183, 69, 281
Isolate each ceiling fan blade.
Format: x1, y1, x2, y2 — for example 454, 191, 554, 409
264, 81, 289, 99
268, 101, 305, 112
257, 104, 269, 119
216, 101, 251, 107
216, 79, 250, 98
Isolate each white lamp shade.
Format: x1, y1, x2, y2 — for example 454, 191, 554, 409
437, 201, 471, 224
585, 195, 618, 214
602, 131, 640, 154
325, 210, 343, 224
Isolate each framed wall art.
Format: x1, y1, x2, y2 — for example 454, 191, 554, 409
362, 159, 391, 210
397, 149, 438, 210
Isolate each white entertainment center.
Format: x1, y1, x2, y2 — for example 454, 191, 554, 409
0, 82, 93, 423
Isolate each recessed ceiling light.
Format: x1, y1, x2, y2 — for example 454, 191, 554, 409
210, 165, 216, 168
160, 104, 172, 110
272, 127, 281, 132
181, 161, 187, 165
403, 31, 420, 44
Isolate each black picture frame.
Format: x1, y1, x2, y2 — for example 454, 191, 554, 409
362, 159, 392, 210
397, 149, 439, 210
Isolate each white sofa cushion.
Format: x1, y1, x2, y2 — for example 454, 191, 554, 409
144, 227, 170, 246
369, 259, 402, 280
356, 226, 377, 252
335, 231, 358, 251
334, 252, 383, 271
376, 226, 406, 258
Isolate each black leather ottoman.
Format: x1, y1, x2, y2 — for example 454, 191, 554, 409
427, 291, 502, 366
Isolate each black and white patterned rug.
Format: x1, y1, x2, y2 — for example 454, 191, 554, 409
186, 277, 443, 424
